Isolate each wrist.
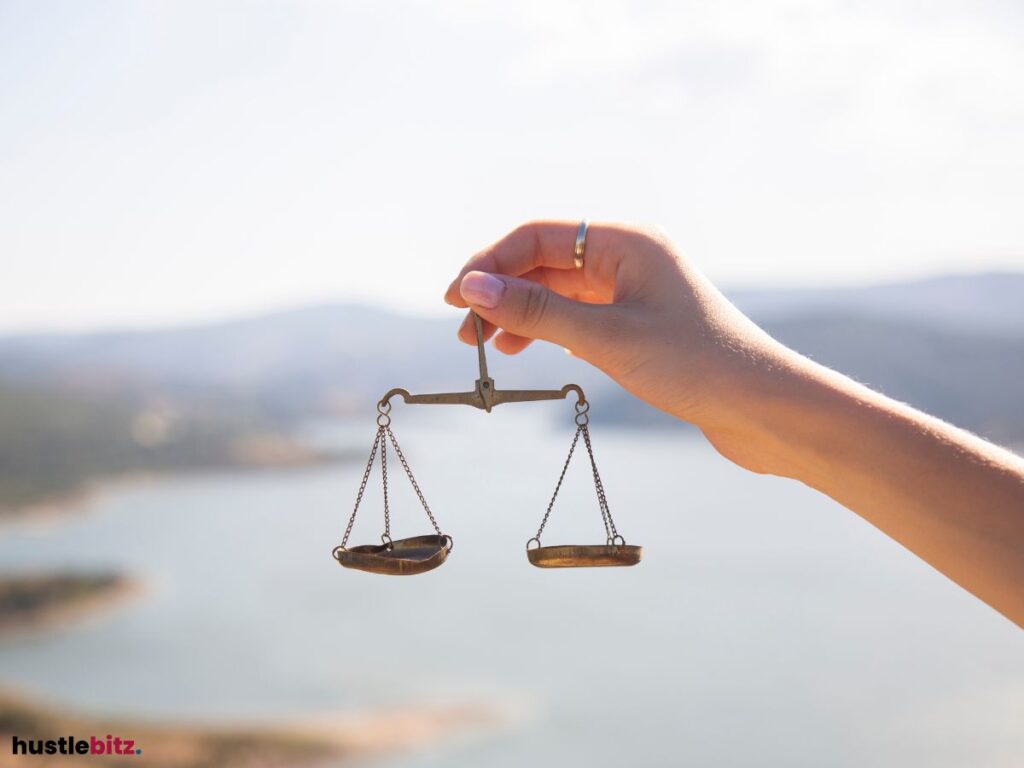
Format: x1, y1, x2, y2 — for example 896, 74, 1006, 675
698, 340, 838, 478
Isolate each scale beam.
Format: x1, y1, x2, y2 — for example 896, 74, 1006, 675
379, 383, 585, 412
377, 312, 586, 413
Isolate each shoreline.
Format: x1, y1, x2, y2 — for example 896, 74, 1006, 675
0, 457, 348, 534
0, 572, 143, 640
0, 422, 362, 531
0, 687, 520, 767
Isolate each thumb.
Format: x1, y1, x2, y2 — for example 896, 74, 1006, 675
459, 270, 605, 353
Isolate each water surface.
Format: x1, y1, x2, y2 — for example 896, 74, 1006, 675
1, 409, 1021, 767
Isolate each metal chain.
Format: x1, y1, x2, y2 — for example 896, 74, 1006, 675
529, 401, 623, 546
384, 425, 444, 537
581, 423, 620, 541
380, 420, 391, 545
338, 426, 383, 549
345, 395, 617, 555
336, 400, 447, 557
532, 425, 582, 542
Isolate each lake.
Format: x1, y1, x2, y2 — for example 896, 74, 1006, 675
1, 406, 1021, 767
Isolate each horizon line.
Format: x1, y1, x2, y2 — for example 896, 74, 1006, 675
1, 268, 1021, 339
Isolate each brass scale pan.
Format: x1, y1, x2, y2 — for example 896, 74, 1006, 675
335, 535, 452, 576
527, 543, 642, 569
333, 313, 641, 575
335, 539, 642, 575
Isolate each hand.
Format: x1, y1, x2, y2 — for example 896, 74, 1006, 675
443, 220, 791, 470
447, 220, 1024, 626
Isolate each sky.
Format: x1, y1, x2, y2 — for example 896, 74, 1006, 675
1, 0, 1023, 332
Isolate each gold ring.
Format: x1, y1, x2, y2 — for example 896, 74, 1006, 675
574, 220, 588, 270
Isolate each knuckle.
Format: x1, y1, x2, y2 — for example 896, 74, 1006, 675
609, 223, 683, 275
512, 221, 543, 259
512, 220, 540, 237
517, 283, 550, 329
507, 221, 538, 248
630, 224, 674, 256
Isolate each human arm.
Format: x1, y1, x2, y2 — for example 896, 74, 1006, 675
444, 220, 1024, 626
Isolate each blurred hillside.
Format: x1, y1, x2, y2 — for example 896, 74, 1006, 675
730, 272, 1024, 444
0, 273, 1021, 511
0, 384, 336, 512
730, 272, 1024, 333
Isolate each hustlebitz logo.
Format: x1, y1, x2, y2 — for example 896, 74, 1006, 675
12, 734, 142, 757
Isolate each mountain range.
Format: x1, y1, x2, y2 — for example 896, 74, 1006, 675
0, 272, 1021, 443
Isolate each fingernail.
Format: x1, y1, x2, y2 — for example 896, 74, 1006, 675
460, 271, 505, 309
